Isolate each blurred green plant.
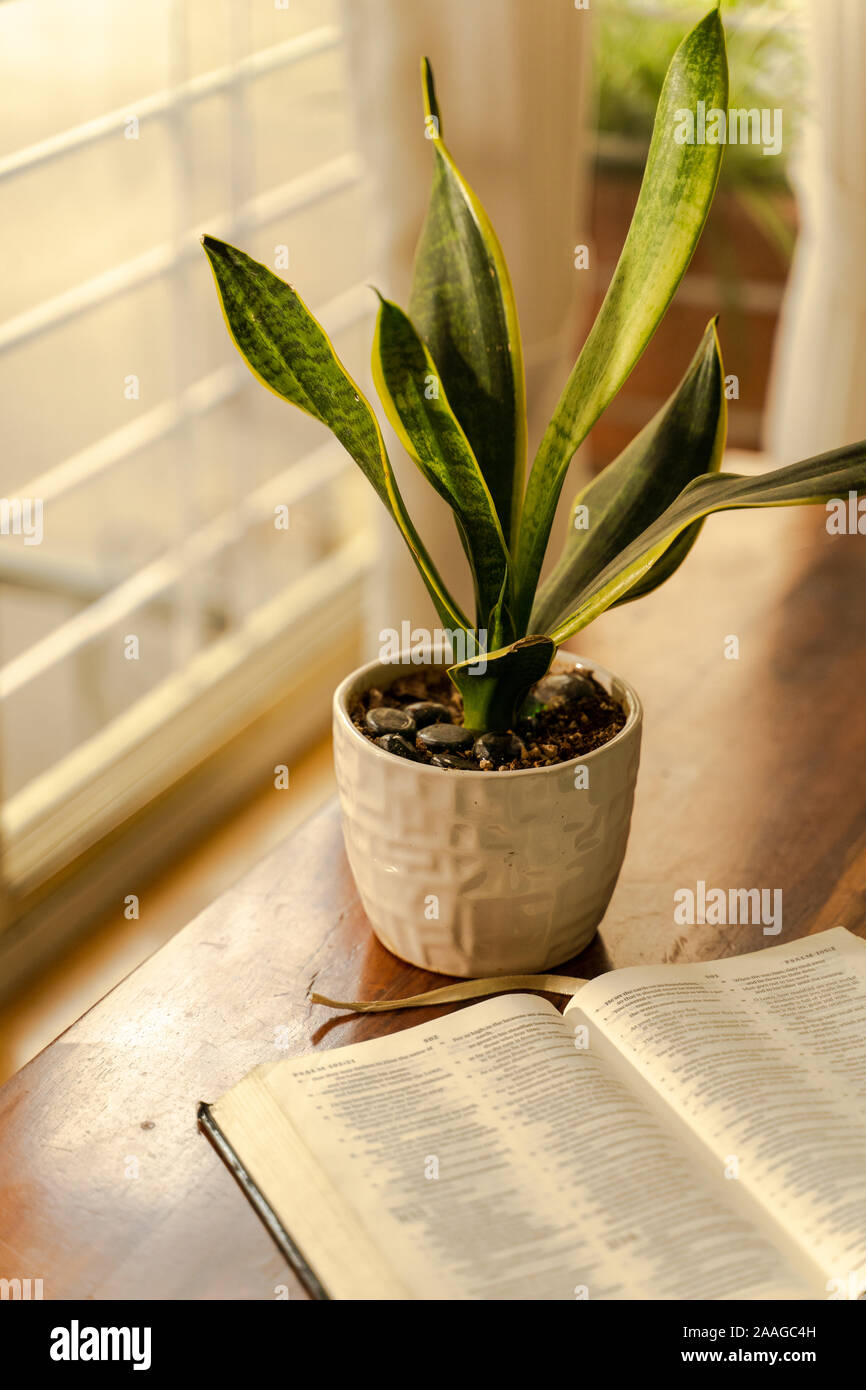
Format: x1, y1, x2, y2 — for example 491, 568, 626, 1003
202, 7, 865, 736
597, 0, 805, 259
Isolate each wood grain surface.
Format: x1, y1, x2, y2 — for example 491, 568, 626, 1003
1, 503, 864, 1299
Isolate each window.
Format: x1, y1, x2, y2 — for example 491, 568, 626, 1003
0, 0, 374, 969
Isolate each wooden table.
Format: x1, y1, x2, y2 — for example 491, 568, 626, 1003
1, 502, 865, 1299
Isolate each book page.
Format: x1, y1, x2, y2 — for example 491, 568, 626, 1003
569, 928, 866, 1295
215, 992, 811, 1299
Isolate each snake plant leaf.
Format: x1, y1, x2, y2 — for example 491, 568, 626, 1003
372, 294, 512, 640
449, 634, 555, 734
610, 517, 707, 608
530, 319, 726, 634
550, 444, 866, 644
515, 6, 729, 629
202, 235, 469, 632
410, 58, 526, 553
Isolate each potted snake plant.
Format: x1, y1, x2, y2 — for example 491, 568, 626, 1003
203, 8, 866, 978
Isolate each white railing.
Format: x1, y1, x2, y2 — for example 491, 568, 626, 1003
0, 7, 373, 921
0, 152, 362, 358
0, 25, 342, 184
0, 278, 371, 698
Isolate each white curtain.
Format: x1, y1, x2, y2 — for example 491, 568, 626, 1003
341, 0, 593, 638
765, 0, 866, 462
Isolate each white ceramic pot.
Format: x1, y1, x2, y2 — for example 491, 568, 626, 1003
333, 651, 642, 977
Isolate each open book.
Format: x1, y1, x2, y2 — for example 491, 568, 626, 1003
200, 928, 866, 1300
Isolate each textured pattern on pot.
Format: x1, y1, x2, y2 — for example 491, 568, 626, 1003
333, 654, 642, 977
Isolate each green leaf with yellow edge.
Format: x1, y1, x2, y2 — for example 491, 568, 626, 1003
515, 6, 729, 629
202, 235, 469, 633
372, 294, 512, 642
410, 58, 526, 553
531, 319, 726, 635
550, 444, 866, 644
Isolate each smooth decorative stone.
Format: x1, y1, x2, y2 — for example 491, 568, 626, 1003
374, 732, 422, 761
474, 732, 525, 766
365, 706, 416, 736
405, 701, 453, 729
431, 751, 477, 771
530, 671, 595, 707
417, 722, 474, 753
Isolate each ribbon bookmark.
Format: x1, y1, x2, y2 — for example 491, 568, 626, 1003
310, 974, 588, 1013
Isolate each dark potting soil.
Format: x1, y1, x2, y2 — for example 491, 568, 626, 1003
349, 664, 627, 772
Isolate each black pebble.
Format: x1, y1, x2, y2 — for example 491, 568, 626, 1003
365, 706, 416, 736
405, 701, 453, 729
530, 672, 595, 707
375, 733, 421, 761
417, 723, 474, 753
474, 732, 525, 766
431, 751, 477, 771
